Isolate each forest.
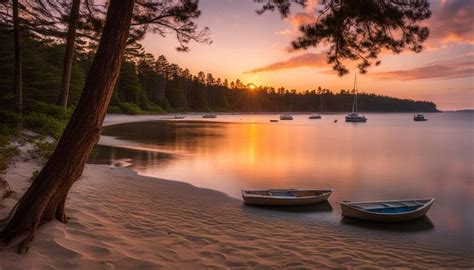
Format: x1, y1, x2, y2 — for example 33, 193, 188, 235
0, 22, 437, 126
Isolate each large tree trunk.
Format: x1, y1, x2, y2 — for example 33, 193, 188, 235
0, 0, 135, 254
13, 0, 22, 126
56, 0, 81, 107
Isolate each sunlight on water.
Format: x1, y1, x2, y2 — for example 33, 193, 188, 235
90, 112, 474, 251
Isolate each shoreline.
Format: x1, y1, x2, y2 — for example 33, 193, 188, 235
0, 115, 472, 268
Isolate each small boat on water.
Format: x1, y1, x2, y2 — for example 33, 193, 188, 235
242, 189, 333, 206
340, 198, 435, 222
309, 92, 323, 119
346, 73, 367, 123
280, 114, 293, 120
174, 114, 185, 119
345, 112, 367, 122
413, 113, 427, 121
270, 119, 278, 122
202, 113, 217, 118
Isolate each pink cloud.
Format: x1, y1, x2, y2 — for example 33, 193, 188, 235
373, 56, 474, 81
422, 0, 473, 47
245, 53, 326, 73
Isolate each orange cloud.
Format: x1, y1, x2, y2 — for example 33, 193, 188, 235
373, 57, 474, 81
245, 53, 327, 73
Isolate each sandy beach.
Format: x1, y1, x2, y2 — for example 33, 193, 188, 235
0, 115, 473, 269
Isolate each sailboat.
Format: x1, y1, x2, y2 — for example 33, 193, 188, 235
309, 93, 323, 119
345, 73, 367, 123
413, 113, 427, 121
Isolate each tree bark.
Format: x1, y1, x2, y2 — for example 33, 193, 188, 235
0, 0, 136, 254
57, 0, 81, 107
13, 0, 22, 126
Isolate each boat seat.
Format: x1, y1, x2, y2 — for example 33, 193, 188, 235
268, 191, 295, 197
401, 202, 423, 207
359, 203, 423, 211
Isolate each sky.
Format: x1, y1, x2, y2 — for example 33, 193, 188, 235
141, 0, 474, 110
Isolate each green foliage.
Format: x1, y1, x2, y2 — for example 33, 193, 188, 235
0, 133, 18, 174
0, 109, 21, 127
24, 112, 68, 139
107, 105, 123, 114
33, 139, 56, 161
147, 103, 166, 114
117, 102, 145, 115
29, 170, 40, 183
27, 101, 73, 121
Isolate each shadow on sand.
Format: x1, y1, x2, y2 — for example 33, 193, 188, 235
340, 216, 435, 233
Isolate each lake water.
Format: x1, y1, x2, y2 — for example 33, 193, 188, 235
90, 113, 474, 252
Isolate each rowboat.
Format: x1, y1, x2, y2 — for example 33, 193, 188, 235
242, 189, 332, 206
270, 119, 278, 122
340, 198, 435, 222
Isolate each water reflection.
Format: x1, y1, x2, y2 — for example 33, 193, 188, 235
91, 113, 474, 251
242, 200, 333, 213
340, 216, 435, 233
90, 144, 175, 168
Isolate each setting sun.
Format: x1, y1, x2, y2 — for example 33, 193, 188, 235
248, 83, 257, 90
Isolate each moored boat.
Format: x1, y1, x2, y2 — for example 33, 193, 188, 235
270, 119, 278, 122
309, 92, 324, 119
413, 113, 427, 121
346, 73, 367, 123
280, 114, 293, 120
340, 198, 435, 222
203, 113, 217, 118
345, 113, 367, 122
242, 189, 332, 206
174, 114, 185, 119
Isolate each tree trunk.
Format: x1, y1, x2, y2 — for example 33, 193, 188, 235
13, 0, 22, 127
57, 0, 81, 107
0, 0, 136, 254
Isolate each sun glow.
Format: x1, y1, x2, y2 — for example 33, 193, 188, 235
248, 83, 257, 90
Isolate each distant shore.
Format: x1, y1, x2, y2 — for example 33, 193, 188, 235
0, 115, 472, 268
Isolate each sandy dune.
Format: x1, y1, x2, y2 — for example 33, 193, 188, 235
1, 163, 472, 269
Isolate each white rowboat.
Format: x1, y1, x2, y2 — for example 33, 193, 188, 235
340, 198, 435, 222
242, 189, 332, 206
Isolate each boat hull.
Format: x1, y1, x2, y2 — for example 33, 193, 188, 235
242, 189, 332, 206
345, 117, 367, 122
341, 199, 434, 222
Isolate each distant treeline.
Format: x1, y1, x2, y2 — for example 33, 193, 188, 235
0, 25, 438, 115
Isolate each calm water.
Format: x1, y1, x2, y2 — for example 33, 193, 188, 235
90, 113, 474, 251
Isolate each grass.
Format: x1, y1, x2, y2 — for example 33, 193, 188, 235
32, 137, 56, 161
0, 129, 18, 174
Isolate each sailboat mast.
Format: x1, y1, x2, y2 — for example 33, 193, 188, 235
352, 73, 357, 113
320, 92, 323, 113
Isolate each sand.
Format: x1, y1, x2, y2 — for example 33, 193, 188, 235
0, 115, 473, 269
